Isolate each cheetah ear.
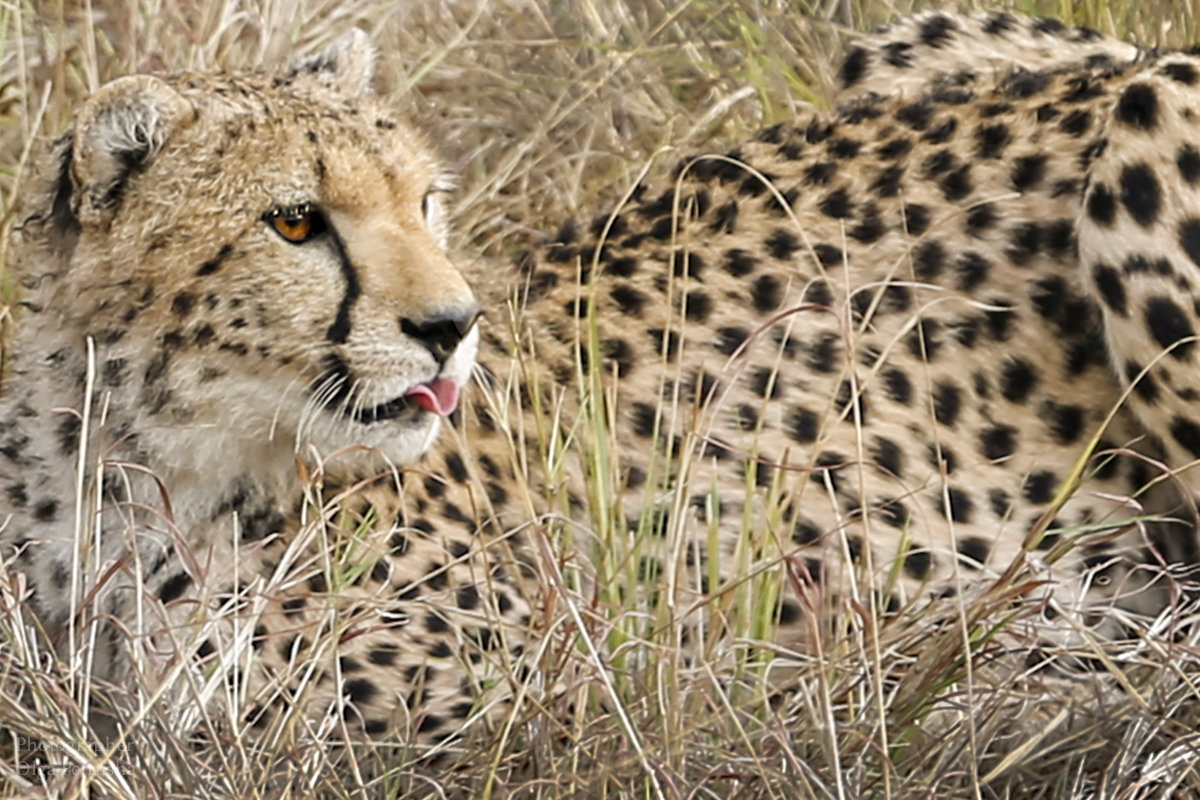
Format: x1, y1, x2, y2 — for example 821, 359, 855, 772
71, 74, 194, 226
290, 29, 376, 96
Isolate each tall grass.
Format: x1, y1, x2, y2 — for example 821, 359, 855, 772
3, 1, 1200, 798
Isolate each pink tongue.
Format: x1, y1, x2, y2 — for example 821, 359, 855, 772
405, 378, 460, 416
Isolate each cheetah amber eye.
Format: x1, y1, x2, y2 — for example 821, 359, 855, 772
266, 205, 324, 244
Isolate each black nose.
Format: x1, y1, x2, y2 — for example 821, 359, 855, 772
400, 308, 481, 363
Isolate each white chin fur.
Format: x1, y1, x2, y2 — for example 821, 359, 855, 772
299, 412, 443, 469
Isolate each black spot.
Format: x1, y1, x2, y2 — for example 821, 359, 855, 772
881, 368, 912, 406
631, 402, 658, 438
982, 12, 1016, 34
907, 319, 943, 359
282, 597, 306, 617
793, 518, 820, 545
851, 212, 886, 244
1116, 82, 1159, 129
751, 275, 784, 312
1023, 471, 1057, 504
723, 249, 757, 276
444, 451, 469, 483
1000, 358, 1039, 403
684, 291, 712, 323
903, 550, 933, 580
956, 536, 989, 567
710, 200, 738, 233
1171, 415, 1200, 458
1119, 163, 1161, 228
56, 414, 81, 455
345, 678, 377, 704
806, 333, 840, 373
715, 326, 750, 356
955, 252, 990, 291
876, 498, 910, 529
902, 203, 930, 236
1045, 402, 1085, 444
804, 160, 837, 185
1059, 109, 1092, 137
940, 165, 973, 201
897, 100, 934, 131
34, 499, 58, 521
610, 284, 649, 317
989, 489, 1012, 518
881, 283, 911, 312
1006, 222, 1041, 266
1145, 296, 1194, 360
5, 483, 27, 507
750, 366, 782, 398
914, 240, 945, 280
648, 328, 681, 360
980, 425, 1017, 460
919, 14, 957, 46
878, 137, 913, 160
767, 230, 800, 259
840, 46, 869, 88
1125, 359, 1159, 402
932, 381, 962, 427
607, 257, 637, 277
965, 202, 996, 236
871, 164, 904, 197
819, 187, 852, 219
1092, 263, 1127, 316
922, 117, 957, 144
975, 124, 1010, 159
1011, 154, 1047, 192
812, 244, 844, 267
951, 318, 979, 349
871, 437, 903, 477
1003, 69, 1050, 98
923, 149, 956, 176
882, 41, 914, 69
1180, 145, 1200, 184
1086, 182, 1116, 227
836, 379, 867, 423
937, 488, 973, 523
1180, 218, 1200, 268
170, 292, 195, 317
196, 243, 233, 276
159, 572, 191, 604
828, 137, 862, 159
787, 407, 819, 443
1163, 61, 1199, 86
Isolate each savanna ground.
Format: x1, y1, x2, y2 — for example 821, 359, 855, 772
2, 1, 1200, 798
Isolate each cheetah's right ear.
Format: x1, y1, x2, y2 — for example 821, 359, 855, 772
71, 74, 194, 226
288, 29, 376, 97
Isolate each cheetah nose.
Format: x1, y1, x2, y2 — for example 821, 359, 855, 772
400, 308, 481, 363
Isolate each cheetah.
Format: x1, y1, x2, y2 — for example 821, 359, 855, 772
0, 33, 530, 744
4, 14, 1200, 758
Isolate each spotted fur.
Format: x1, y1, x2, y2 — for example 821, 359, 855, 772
4, 16, 1199, 755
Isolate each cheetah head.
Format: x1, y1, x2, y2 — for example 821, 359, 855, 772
16, 32, 478, 474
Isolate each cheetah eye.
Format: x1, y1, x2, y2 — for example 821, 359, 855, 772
264, 204, 326, 244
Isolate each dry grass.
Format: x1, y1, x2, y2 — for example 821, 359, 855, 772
3, 1, 1200, 798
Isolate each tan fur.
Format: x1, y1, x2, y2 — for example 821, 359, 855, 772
3, 16, 1199, 755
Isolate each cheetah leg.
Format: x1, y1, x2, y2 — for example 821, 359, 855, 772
1078, 54, 1200, 563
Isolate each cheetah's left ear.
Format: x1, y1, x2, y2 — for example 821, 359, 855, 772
290, 29, 376, 97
